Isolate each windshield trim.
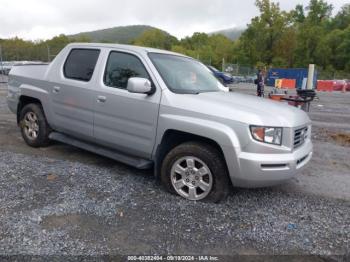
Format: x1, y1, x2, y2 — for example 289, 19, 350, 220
208, 65, 220, 72
148, 52, 221, 94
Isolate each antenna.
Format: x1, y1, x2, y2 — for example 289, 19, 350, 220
46, 44, 51, 62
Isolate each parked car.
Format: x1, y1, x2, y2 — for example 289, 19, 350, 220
1, 61, 46, 75
232, 75, 246, 83
207, 65, 234, 86
0, 61, 14, 75
7, 43, 313, 202
245, 75, 257, 84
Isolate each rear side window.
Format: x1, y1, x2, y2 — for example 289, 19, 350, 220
104, 51, 150, 89
64, 49, 100, 82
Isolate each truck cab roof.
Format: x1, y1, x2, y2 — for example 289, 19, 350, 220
66, 43, 185, 57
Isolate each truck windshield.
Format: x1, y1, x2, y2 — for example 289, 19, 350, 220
148, 53, 222, 94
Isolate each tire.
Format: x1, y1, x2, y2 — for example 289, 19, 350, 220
19, 103, 51, 147
160, 142, 230, 203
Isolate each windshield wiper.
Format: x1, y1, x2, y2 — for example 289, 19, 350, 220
175, 90, 200, 95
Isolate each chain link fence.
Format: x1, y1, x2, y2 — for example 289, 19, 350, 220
224, 64, 256, 76
0, 44, 62, 64
223, 63, 257, 84
0, 45, 61, 82
317, 68, 350, 80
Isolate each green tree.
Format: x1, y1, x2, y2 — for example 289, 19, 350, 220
291, 4, 306, 23
0, 37, 33, 61
174, 32, 234, 68
208, 34, 235, 67
133, 29, 178, 50
237, 0, 291, 66
180, 32, 210, 50
335, 26, 350, 71
45, 34, 71, 58
294, 0, 333, 66
332, 4, 350, 30
306, 0, 333, 24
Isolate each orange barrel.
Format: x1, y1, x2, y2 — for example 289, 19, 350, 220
269, 94, 286, 101
317, 80, 333, 91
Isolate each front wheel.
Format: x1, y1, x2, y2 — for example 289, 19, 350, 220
160, 142, 230, 202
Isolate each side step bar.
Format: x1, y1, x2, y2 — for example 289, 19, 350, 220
49, 132, 153, 170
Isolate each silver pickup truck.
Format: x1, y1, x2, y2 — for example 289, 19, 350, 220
7, 43, 313, 202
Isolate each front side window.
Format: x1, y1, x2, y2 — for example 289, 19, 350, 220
63, 49, 100, 82
104, 52, 150, 89
148, 53, 222, 94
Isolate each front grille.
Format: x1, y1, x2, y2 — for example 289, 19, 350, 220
294, 126, 308, 149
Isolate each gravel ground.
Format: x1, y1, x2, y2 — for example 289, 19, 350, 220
0, 77, 349, 258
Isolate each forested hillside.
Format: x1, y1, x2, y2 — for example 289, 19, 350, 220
209, 28, 244, 40
69, 25, 165, 43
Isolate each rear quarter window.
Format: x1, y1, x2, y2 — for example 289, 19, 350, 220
63, 48, 100, 82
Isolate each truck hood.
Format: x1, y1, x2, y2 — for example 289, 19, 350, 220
171, 91, 311, 127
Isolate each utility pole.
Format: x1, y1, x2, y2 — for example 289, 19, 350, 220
0, 45, 3, 69
46, 45, 51, 62
307, 64, 315, 90
0, 45, 5, 82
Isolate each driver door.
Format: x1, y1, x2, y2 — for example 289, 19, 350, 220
93, 50, 161, 159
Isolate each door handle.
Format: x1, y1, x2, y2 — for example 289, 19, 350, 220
53, 86, 60, 93
97, 96, 107, 103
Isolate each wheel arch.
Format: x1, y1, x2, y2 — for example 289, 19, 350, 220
153, 129, 229, 179
17, 96, 43, 124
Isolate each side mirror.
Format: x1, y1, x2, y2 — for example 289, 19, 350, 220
127, 77, 154, 94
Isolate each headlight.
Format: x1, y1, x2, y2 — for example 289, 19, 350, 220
250, 126, 283, 145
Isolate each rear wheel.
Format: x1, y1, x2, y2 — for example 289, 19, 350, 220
160, 142, 230, 202
19, 103, 51, 147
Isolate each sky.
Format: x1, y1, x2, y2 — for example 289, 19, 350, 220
0, 0, 348, 40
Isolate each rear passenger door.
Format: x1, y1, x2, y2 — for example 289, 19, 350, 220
93, 50, 161, 159
50, 48, 100, 140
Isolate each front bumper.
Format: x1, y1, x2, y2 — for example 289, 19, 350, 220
226, 140, 313, 188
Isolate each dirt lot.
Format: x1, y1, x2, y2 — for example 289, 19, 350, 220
0, 76, 349, 258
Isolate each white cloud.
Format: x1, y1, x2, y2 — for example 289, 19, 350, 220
0, 0, 348, 40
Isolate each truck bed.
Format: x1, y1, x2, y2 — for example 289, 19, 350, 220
9, 64, 49, 81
